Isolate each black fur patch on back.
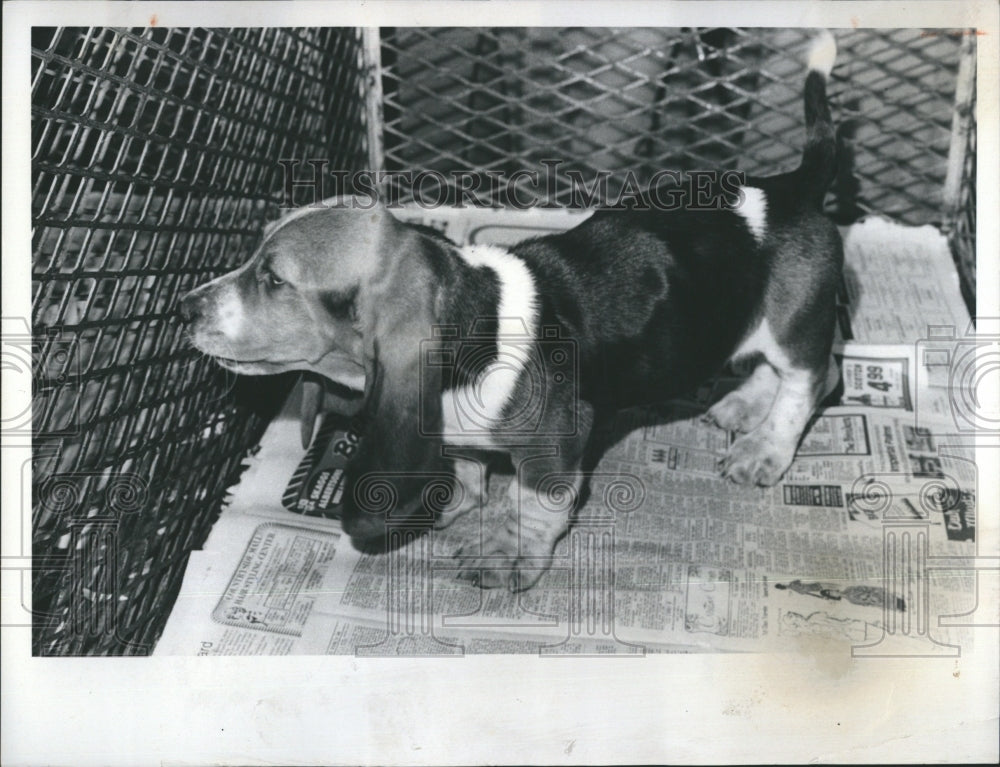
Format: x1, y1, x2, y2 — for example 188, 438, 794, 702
511, 206, 768, 406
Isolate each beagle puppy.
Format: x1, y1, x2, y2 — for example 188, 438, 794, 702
181, 33, 842, 591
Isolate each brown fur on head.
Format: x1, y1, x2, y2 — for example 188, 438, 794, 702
180, 198, 450, 547
180, 199, 394, 387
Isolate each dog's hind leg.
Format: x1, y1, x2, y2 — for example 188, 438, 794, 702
704, 360, 781, 433
720, 356, 833, 486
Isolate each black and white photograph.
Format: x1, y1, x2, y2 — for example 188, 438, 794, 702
2, 1, 998, 764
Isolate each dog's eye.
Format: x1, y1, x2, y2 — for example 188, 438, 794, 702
260, 265, 285, 287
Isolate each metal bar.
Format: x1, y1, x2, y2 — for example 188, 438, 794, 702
942, 31, 977, 230
362, 28, 386, 184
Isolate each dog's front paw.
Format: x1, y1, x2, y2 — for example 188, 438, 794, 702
433, 498, 478, 530
436, 460, 488, 530
454, 527, 554, 592
719, 433, 793, 486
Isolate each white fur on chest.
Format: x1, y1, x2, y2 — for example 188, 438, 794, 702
440, 244, 538, 446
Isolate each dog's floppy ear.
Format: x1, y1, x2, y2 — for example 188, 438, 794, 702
298, 372, 366, 448
340, 222, 449, 543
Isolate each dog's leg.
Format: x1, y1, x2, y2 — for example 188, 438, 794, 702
720, 355, 834, 486
456, 457, 582, 591
435, 454, 489, 529
456, 405, 593, 591
704, 361, 780, 433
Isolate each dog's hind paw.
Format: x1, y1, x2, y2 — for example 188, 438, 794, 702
704, 394, 764, 433
718, 433, 793, 487
704, 371, 779, 434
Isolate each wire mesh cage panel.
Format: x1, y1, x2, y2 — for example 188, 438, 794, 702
379, 27, 976, 239
31, 27, 367, 655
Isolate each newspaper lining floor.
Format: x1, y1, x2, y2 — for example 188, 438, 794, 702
155, 209, 984, 656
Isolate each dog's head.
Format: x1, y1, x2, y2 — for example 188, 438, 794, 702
180, 201, 390, 386
181, 199, 450, 548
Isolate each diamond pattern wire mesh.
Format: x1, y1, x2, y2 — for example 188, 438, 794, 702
379, 27, 972, 233
31, 27, 366, 655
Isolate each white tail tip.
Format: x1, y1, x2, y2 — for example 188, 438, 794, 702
807, 30, 837, 78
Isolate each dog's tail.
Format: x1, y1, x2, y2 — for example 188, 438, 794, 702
799, 30, 838, 206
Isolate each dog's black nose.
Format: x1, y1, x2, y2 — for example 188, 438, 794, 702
178, 292, 201, 323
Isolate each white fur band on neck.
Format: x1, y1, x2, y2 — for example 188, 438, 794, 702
443, 244, 538, 437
